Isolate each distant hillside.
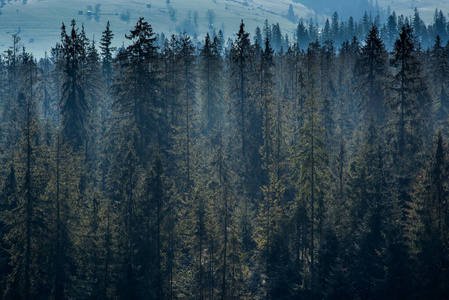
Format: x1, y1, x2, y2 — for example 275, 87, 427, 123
293, 0, 372, 19
0, 0, 313, 57
378, 0, 449, 22
0, 0, 448, 57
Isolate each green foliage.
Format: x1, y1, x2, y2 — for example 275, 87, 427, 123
112, 17, 160, 160
60, 20, 89, 150
386, 25, 431, 220
408, 131, 449, 298
100, 21, 115, 87
356, 25, 388, 126
293, 82, 328, 278
42, 135, 81, 299
429, 35, 449, 128
2, 60, 53, 298
2, 15, 449, 300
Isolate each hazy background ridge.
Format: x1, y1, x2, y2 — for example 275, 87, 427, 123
0, 0, 445, 57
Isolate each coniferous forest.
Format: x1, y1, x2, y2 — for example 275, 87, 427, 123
1, 8, 449, 300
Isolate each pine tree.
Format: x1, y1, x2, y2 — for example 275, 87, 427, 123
50, 42, 64, 126
387, 25, 431, 211
229, 20, 261, 199
112, 17, 160, 161
42, 134, 80, 299
187, 187, 208, 299
38, 53, 56, 122
386, 12, 398, 49
347, 124, 388, 299
199, 33, 223, 136
308, 18, 318, 42
197, 39, 226, 297
328, 39, 358, 246
60, 20, 89, 150
355, 25, 388, 127
100, 21, 115, 87
254, 26, 262, 47
98, 192, 117, 300
412, 8, 427, 46
408, 131, 449, 298
429, 35, 449, 127
255, 38, 285, 298
347, 16, 355, 38
433, 9, 447, 41
106, 134, 142, 299
160, 36, 179, 153
331, 12, 340, 44
293, 60, 328, 284
1, 34, 24, 151
174, 33, 197, 201
3, 57, 51, 299
230, 20, 252, 168
361, 12, 371, 37
271, 23, 282, 51
259, 38, 275, 184
147, 156, 167, 299
84, 39, 105, 167
322, 19, 331, 42
0, 162, 17, 294
319, 40, 337, 152
282, 45, 298, 143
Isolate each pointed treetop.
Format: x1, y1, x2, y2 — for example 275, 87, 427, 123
125, 17, 158, 58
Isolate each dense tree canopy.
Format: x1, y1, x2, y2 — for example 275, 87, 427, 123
1, 11, 449, 300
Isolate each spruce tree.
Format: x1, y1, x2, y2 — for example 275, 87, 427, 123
175, 33, 197, 200
0, 163, 17, 295
42, 134, 80, 299
84, 39, 105, 166
199, 33, 223, 136
112, 17, 159, 161
100, 21, 115, 87
293, 61, 328, 284
106, 135, 142, 299
387, 25, 431, 211
408, 131, 449, 298
3, 57, 51, 299
319, 40, 337, 152
347, 124, 388, 299
229, 20, 252, 183
2, 34, 24, 151
60, 20, 88, 150
429, 35, 449, 127
296, 19, 309, 50
355, 25, 388, 127
255, 38, 285, 298
38, 53, 56, 122
386, 12, 398, 49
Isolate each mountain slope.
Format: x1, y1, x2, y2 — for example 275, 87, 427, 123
0, 0, 313, 57
0, 0, 447, 57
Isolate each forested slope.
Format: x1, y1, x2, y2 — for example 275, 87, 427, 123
0, 12, 449, 300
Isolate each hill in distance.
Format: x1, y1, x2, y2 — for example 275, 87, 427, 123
0, 0, 447, 57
